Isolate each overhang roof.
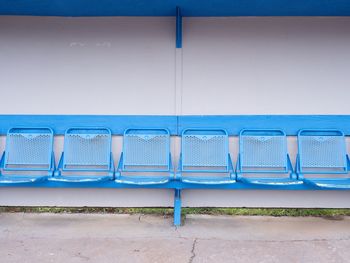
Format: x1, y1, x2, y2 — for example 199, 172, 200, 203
1, 0, 350, 17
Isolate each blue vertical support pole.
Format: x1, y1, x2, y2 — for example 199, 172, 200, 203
176, 7, 182, 48
174, 6, 182, 227
174, 189, 182, 226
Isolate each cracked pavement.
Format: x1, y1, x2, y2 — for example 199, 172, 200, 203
1, 213, 350, 262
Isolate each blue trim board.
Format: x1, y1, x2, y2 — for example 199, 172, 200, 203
1, 115, 350, 135
178, 115, 350, 136
0, 180, 341, 190
0, 115, 177, 135
1, 0, 350, 17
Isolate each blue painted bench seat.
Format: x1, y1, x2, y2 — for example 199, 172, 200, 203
177, 128, 235, 185
0, 127, 55, 184
236, 129, 300, 187
0, 122, 349, 227
296, 129, 350, 189
115, 128, 174, 185
49, 127, 114, 183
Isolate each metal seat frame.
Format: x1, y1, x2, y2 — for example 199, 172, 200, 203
296, 129, 350, 189
0, 127, 55, 184
115, 128, 174, 185
176, 128, 235, 185
236, 129, 299, 186
51, 127, 114, 183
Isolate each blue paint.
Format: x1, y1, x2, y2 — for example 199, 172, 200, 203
0, 127, 56, 184
115, 128, 174, 185
51, 127, 115, 183
178, 115, 350, 136
0, 180, 345, 190
3, 127, 55, 172
121, 128, 171, 172
238, 129, 289, 173
61, 128, 113, 172
236, 129, 299, 187
0, 115, 349, 226
174, 189, 182, 226
1, 0, 350, 16
177, 128, 236, 185
302, 178, 350, 189
180, 128, 230, 172
1, 115, 350, 135
295, 129, 350, 189
0, 115, 178, 135
297, 129, 348, 175
176, 7, 182, 48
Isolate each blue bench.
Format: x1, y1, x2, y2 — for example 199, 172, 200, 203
177, 128, 235, 185
236, 129, 300, 187
50, 127, 114, 183
1, 121, 350, 226
115, 128, 173, 185
0, 127, 55, 184
296, 129, 350, 189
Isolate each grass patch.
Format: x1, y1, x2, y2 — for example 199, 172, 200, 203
1, 206, 350, 218
182, 208, 350, 217
0, 207, 174, 216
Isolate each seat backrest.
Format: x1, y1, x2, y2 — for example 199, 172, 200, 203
122, 128, 170, 171
63, 127, 111, 171
4, 127, 54, 171
181, 129, 228, 172
298, 129, 347, 173
239, 129, 288, 173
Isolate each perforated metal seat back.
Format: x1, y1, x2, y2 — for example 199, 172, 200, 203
181, 129, 228, 171
123, 129, 170, 171
298, 130, 347, 173
240, 129, 287, 172
63, 128, 111, 170
5, 128, 53, 170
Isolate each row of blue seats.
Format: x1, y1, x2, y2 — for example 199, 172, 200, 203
0, 127, 348, 189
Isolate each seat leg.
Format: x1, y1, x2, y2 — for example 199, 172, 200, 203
174, 189, 182, 226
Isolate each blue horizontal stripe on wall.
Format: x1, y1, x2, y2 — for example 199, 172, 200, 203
0, 115, 178, 135
1, 115, 350, 135
178, 115, 350, 136
1, 0, 350, 17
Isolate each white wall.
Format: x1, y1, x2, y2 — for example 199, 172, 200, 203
1, 17, 350, 116
1, 16, 350, 207
182, 17, 350, 114
0, 17, 176, 115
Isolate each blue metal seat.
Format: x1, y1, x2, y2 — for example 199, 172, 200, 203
236, 129, 300, 186
177, 128, 235, 184
0, 127, 55, 184
296, 129, 350, 189
50, 127, 114, 183
115, 128, 173, 185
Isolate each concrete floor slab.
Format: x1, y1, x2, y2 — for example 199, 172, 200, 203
1, 213, 350, 262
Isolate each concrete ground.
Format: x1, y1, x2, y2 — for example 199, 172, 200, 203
1, 213, 350, 263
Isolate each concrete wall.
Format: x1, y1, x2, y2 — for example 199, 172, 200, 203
182, 17, 350, 115
0, 17, 176, 115
2, 16, 350, 115
1, 16, 350, 207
